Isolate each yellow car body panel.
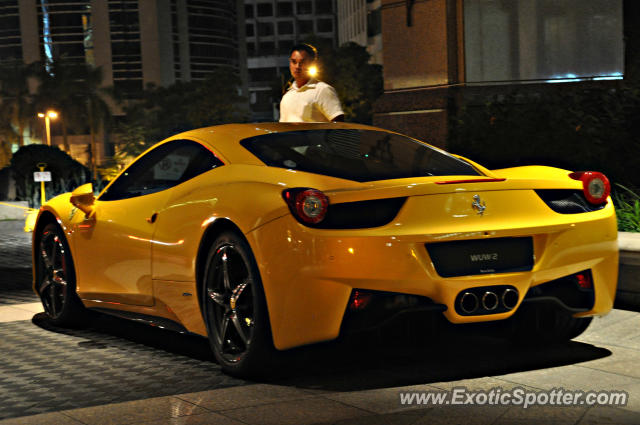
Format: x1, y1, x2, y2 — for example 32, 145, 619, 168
33, 122, 619, 351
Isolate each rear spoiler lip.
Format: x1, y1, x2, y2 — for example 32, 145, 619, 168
435, 178, 507, 185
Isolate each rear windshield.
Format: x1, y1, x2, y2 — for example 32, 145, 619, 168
240, 129, 480, 182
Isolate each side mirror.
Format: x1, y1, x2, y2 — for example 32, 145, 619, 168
70, 183, 95, 217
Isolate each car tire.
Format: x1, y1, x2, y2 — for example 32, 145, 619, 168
509, 303, 593, 344
202, 231, 275, 377
36, 222, 86, 326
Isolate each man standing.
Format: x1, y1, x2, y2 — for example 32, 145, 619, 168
279, 44, 344, 122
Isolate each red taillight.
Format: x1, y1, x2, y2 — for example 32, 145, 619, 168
283, 188, 329, 224
575, 271, 593, 289
349, 290, 372, 310
569, 171, 611, 205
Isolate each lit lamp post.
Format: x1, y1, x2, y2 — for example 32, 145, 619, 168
37, 110, 58, 146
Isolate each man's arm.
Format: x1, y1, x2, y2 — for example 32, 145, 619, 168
317, 84, 344, 122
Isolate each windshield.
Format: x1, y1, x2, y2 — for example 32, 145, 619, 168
240, 129, 480, 182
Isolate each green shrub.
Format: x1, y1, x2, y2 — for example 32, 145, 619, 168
614, 184, 640, 232
10, 144, 92, 207
449, 81, 640, 190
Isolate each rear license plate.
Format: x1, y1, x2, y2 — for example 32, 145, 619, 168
425, 237, 534, 278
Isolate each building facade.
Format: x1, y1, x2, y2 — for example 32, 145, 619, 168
244, 0, 337, 121
337, 0, 382, 64
374, 0, 628, 148
1, 0, 246, 161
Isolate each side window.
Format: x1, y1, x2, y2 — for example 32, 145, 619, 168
100, 140, 223, 201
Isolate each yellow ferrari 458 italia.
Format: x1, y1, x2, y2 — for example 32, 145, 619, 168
32, 122, 618, 376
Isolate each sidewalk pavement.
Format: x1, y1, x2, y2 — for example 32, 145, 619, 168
0, 220, 32, 270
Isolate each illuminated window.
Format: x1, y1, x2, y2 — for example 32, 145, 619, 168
464, 0, 623, 83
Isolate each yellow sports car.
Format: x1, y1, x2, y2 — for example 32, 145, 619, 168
33, 122, 618, 376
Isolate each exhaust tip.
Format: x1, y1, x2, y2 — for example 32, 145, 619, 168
460, 292, 479, 314
502, 288, 519, 310
482, 291, 499, 311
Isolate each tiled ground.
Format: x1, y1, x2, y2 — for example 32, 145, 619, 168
0, 313, 247, 420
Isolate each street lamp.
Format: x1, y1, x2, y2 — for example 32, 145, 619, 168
37, 110, 58, 146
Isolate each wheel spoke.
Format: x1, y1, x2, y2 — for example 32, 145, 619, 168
39, 277, 53, 294
40, 244, 53, 270
48, 285, 58, 316
207, 289, 226, 307
218, 314, 230, 345
221, 250, 231, 291
231, 312, 249, 344
52, 268, 67, 285
50, 237, 60, 268
232, 279, 249, 302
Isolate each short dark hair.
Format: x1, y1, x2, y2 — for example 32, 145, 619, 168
289, 43, 317, 60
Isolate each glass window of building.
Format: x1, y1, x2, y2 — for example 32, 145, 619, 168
367, 8, 381, 37
315, 0, 332, 14
246, 23, 255, 37
298, 20, 313, 34
297, 1, 313, 15
258, 22, 274, 36
245, 4, 254, 18
277, 2, 293, 17
463, 0, 623, 83
249, 67, 277, 83
317, 18, 332, 33
278, 20, 294, 35
259, 41, 275, 55
257, 3, 274, 17
279, 39, 294, 54
247, 42, 256, 56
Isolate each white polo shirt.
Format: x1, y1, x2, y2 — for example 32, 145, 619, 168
279, 78, 344, 122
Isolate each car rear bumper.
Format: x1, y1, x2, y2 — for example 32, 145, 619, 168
248, 200, 618, 350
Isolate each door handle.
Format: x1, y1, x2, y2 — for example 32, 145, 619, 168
146, 213, 158, 223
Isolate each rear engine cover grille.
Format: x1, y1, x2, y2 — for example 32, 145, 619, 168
535, 190, 606, 214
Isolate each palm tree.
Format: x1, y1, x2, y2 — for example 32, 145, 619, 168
0, 61, 35, 147
79, 65, 113, 180
35, 60, 113, 179
34, 59, 87, 153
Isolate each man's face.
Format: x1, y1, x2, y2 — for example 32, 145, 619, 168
289, 50, 314, 84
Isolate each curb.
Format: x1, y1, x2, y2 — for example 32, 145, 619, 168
616, 232, 640, 307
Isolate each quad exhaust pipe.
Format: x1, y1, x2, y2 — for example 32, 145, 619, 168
457, 286, 519, 315
501, 288, 519, 310
460, 292, 479, 314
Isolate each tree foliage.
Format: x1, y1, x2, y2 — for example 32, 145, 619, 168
321, 42, 383, 124
119, 67, 248, 147
0, 61, 35, 147
33, 60, 114, 179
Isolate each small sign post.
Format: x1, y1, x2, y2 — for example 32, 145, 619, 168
34, 163, 50, 205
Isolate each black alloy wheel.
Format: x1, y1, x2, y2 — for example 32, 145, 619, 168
37, 223, 85, 326
203, 231, 274, 376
